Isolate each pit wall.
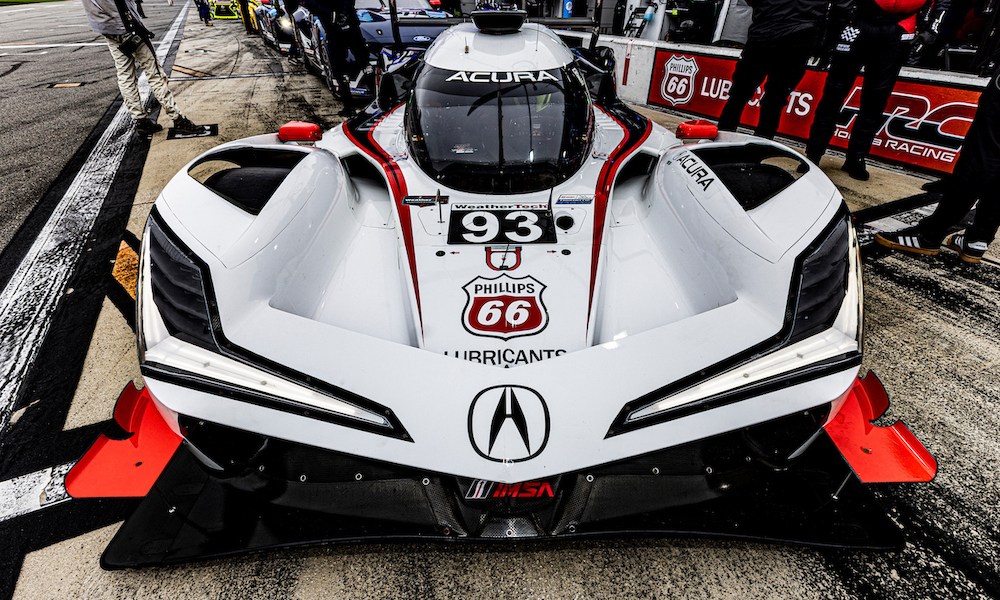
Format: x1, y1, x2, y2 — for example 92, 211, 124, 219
570, 32, 991, 175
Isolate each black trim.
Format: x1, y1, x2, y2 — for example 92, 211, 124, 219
851, 192, 939, 226
144, 207, 411, 441
606, 352, 862, 437
606, 208, 853, 437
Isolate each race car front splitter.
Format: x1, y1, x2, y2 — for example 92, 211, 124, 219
66, 372, 936, 568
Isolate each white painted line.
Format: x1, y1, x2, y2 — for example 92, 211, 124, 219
0, 463, 73, 523
0, 42, 163, 49
0, 3, 189, 438
0, 7, 37, 14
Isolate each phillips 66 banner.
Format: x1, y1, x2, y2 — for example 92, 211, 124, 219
647, 49, 983, 175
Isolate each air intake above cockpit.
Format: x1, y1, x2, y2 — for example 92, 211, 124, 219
470, 10, 527, 34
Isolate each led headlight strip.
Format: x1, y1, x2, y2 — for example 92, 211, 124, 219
607, 210, 861, 437
139, 208, 410, 440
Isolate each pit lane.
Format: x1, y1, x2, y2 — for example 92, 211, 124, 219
0, 4, 998, 598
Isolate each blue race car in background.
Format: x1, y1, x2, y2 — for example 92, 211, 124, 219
293, 0, 453, 98
255, 0, 297, 53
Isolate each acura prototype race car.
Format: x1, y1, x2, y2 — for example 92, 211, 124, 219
67, 11, 937, 566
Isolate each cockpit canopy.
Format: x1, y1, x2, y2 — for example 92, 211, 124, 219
405, 65, 594, 195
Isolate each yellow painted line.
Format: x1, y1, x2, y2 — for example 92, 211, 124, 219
171, 64, 213, 78
111, 241, 138, 300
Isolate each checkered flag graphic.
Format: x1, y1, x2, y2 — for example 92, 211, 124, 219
841, 26, 860, 42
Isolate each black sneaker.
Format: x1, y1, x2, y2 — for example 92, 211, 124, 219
944, 233, 988, 264
172, 116, 202, 136
921, 178, 948, 193
135, 118, 163, 135
874, 226, 941, 256
842, 157, 870, 181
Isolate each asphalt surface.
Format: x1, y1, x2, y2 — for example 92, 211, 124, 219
0, 0, 182, 287
0, 5, 998, 599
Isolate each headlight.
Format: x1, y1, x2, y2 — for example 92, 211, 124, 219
138, 209, 409, 439
278, 16, 292, 30
608, 212, 861, 436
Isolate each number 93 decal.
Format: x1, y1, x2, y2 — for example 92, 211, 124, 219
447, 207, 557, 245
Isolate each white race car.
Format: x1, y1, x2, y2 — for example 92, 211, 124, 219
68, 11, 936, 565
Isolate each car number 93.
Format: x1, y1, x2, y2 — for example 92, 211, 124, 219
447, 209, 558, 244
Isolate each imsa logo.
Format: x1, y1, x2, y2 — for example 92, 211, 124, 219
465, 479, 556, 500
462, 274, 548, 339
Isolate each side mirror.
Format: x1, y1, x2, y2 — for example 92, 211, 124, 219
592, 45, 615, 73
376, 48, 424, 112
376, 74, 400, 112
574, 46, 618, 106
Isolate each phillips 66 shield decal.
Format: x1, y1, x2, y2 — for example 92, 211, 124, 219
660, 55, 698, 106
462, 274, 548, 339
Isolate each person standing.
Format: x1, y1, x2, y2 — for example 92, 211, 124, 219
82, 0, 200, 135
875, 65, 1000, 263
303, 0, 366, 116
195, 0, 214, 25
717, 0, 851, 140
803, 0, 950, 180
237, 0, 253, 32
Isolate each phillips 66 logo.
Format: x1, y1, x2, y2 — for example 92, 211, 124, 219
462, 274, 548, 339
660, 55, 698, 106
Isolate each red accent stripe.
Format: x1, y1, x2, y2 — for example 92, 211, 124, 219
588, 109, 652, 322
342, 111, 423, 327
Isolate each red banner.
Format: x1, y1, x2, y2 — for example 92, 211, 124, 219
647, 49, 983, 174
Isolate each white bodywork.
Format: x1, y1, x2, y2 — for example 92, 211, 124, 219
138, 21, 862, 484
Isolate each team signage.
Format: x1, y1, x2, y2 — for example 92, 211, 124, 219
468, 385, 550, 462
646, 49, 982, 175
448, 205, 557, 245
444, 347, 566, 367
485, 245, 522, 271
659, 55, 699, 106
462, 274, 548, 339
445, 70, 559, 83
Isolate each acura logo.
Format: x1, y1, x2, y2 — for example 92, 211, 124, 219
468, 386, 549, 462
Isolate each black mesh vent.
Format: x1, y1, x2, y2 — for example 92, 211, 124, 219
789, 216, 850, 343
147, 216, 217, 350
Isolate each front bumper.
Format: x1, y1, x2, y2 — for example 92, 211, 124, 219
66, 374, 937, 567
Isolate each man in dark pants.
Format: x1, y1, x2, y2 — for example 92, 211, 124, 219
302, 0, 366, 115
804, 0, 949, 180
717, 0, 849, 139
875, 66, 1000, 263
238, 0, 254, 33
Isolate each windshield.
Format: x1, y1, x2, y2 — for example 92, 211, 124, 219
406, 66, 593, 194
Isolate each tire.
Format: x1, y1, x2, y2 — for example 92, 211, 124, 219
317, 36, 339, 95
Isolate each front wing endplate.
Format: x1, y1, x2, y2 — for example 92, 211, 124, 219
825, 371, 937, 483
65, 382, 182, 498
